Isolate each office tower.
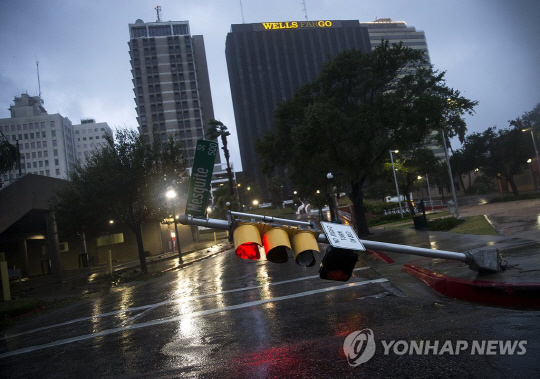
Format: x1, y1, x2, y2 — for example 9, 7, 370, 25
360, 18, 430, 61
0, 94, 76, 184
225, 20, 372, 199
361, 18, 444, 158
128, 19, 216, 166
72, 118, 113, 167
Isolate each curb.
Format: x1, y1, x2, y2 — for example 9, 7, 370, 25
403, 264, 540, 308
365, 249, 395, 264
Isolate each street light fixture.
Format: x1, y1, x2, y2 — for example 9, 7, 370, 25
165, 188, 183, 264
389, 150, 404, 218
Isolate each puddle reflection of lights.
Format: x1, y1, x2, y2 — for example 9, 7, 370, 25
213, 258, 226, 308
87, 273, 101, 283
429, 241, 439, 250
537, 215, 540, 228
256, 265, 275, 307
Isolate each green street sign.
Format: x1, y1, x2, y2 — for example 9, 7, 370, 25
185, 139, 218, 217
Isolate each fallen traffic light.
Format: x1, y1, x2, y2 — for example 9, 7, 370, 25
232, 221, 318, 267
319, 245, 358, 281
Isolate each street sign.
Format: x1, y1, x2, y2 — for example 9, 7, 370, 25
185, 139, 218, 218
320, 222, 365, 251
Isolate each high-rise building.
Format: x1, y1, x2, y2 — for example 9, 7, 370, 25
361, 18, 444, 159
0, 94, 76, 184
72, 118, 113, 167
128, 19, 216, 166
225, 20, 372, 199
360, 18, 430, 61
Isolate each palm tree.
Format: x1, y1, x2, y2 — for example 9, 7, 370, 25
0, 131, 21, 177
206, 119, 235, 196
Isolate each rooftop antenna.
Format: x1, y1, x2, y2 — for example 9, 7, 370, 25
301, 0, 308, 21
36, 59, 43, 104
155, 4, 162, 22
239, 0, 245, 23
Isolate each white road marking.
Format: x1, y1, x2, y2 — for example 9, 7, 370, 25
0, 278, 387, 359
2, 267, 371, 339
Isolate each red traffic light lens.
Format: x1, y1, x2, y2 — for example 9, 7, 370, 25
235, 242, 261, 260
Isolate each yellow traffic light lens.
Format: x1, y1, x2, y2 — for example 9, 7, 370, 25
291, 231, 318, 267
233, 224, 262, 260
262, 228, 291, 263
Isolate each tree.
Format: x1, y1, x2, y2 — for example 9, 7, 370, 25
481, 127, 532, 195
256, 41, 477, 236
53, 129, 187, 273
207, 119, 235, 197
392, 148, 441, 215
0, 131, 20, 177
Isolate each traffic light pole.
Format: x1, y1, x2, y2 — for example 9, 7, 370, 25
178, 214, 501, 273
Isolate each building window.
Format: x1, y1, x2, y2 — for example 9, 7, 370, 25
56, 169, 60, 176
55, 159, 59, 166
51, 121, 55, 128
54, 149, 58, 156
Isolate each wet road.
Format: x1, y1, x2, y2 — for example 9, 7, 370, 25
1, 246, 539, 378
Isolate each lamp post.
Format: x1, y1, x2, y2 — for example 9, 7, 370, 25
326, 172, 338, 223
389, 150, 404, 218
522, 128, 540, 190
165, 188, 183, 264
425, 174, 434, 211
441, 132, 461, 219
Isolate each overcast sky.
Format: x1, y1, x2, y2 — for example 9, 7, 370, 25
1, 0, 539, 171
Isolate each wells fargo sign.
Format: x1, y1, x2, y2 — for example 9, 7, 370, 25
257, 20, 337, 31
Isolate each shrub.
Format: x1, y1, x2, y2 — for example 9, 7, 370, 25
428, 217, 464, 231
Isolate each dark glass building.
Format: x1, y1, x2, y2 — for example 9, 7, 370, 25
225, 20, 372, 200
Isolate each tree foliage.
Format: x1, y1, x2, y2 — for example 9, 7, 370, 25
0, 131, 20, 176
53, 129, 187, 273
255, 41, 477, 236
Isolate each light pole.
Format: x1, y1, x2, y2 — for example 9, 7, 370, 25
522, 128, 540, 190
389, 150, 404, 218
326, 172, 336, 222
425, 174, 434, 211
165, 188, 183, 264
441, 132, 461, 219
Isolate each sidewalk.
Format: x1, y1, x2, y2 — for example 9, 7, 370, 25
363, 198, 540, 307
8, 239, 231, 303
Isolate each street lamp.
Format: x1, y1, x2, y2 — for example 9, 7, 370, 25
420, 174, 434, 211
326, 172, 338, 223
165, 188, 183, 263
522, 128, 540, 190
389, 150, 404, 218
441, 132, 461, 219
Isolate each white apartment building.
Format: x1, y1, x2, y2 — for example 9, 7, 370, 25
0, 94, 76, 183
72, 118, 113, 166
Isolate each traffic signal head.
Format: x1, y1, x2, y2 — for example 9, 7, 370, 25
319, 245, 358, 281
262, 227, 291, 263
233, 223, 262, 260
291, 231, 318, 267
